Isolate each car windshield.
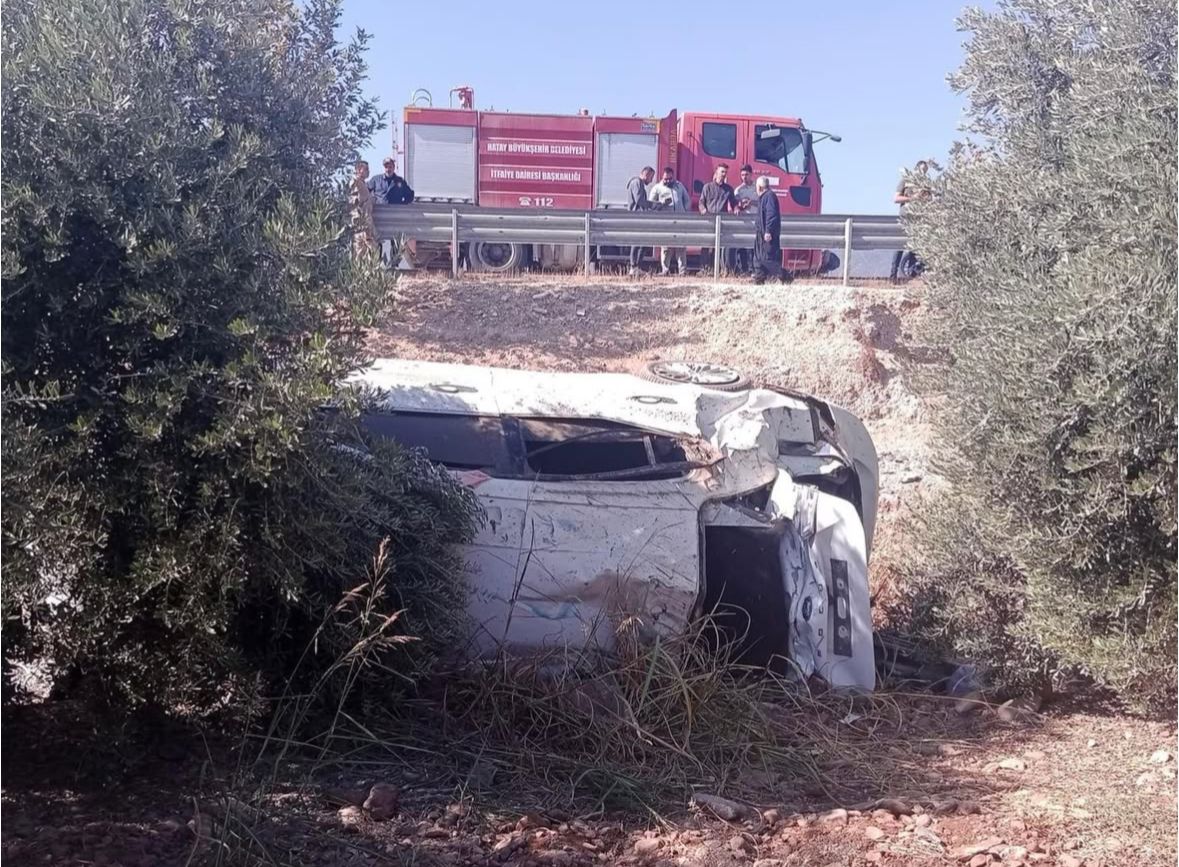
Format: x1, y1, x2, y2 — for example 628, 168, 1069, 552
754, 125, 807, 175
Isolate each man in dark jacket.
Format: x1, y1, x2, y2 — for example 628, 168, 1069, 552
625, 166, 655, 275
368, 157, 415, 267
368, 157, 415, 205
752, 176, 785, 285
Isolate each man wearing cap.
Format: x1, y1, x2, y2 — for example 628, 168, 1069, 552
368, 157, 415, 205
625, 166, 656, 276
367, 157, 415, 267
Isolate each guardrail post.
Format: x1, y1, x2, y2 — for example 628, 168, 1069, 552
450, 209, 460, 278
583, 212, 591, 278
842, 217, 853, 287
713, 215, 722, 280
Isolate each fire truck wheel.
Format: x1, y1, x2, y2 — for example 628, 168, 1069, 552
470, 242, 525, 272
637, 360, 751, 392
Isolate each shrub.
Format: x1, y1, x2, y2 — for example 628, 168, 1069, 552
900, 0, 1177, 712
1, 0, 478, 712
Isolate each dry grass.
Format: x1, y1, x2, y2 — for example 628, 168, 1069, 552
244, 609, 991, 821
169, 542, 991, 863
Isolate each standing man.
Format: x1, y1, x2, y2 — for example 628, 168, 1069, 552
732, 164, 759, 275
752, 176, 783, 285
626, 166, 656, 276
647, 166, 690, 275
890, 159, 928, 283
368, 157, 415, 205
698, 164, 736, 275
350, 159, 377, 258
368, 157, 416, 267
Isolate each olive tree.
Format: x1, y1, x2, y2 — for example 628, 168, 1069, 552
901, 0, 1177, 711
1, 0, 478, 710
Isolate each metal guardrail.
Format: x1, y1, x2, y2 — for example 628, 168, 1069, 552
371, 204, 906, 285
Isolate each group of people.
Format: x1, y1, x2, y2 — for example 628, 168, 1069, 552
352, 155, 924, 284
350, 156, 415, 260
626, 163, 788, 284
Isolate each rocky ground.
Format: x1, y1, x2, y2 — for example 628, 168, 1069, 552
3, 272, 1175, 866
3, 697, 1175, 866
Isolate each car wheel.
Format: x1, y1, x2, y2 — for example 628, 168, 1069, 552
639, 360, 751, 392
470, 241, 525, 272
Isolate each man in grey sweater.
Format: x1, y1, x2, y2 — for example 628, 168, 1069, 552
626, 166, 656, 275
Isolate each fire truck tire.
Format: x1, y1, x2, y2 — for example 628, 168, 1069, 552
470, 242, 525, 272
637, 360, 751, 392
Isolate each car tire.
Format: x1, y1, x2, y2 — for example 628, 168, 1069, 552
470, 241, 525, 272
638, 360, 751, 392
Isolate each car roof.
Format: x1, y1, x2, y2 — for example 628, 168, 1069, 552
354, 359, 813, 438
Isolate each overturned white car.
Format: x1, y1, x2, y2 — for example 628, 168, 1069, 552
355, 359, 879, 690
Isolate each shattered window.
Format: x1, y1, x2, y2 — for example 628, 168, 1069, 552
519, 419, 690, 479
361, 412, 512, 472
361, 413, 698, 480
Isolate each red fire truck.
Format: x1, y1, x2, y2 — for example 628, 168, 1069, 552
397, 87, 840, 274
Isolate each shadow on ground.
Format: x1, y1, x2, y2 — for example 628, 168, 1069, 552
2, 686, 1034, 867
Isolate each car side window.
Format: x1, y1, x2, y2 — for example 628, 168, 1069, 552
360, 412, 516, 473
701, 122, 737, 159
519, 419, 689, 479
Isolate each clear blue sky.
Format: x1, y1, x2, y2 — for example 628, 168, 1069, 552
339, 0, 983, 215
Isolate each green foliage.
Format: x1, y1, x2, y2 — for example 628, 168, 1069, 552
1, 0, 478, 711
901, 0, 1177, 711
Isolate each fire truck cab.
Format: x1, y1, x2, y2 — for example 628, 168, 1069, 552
399, 89, 835, 274
677, 111, 825, 273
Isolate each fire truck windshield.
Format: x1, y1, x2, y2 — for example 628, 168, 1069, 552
754, 125, 807, 175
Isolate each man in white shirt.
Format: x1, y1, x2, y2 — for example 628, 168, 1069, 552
647, 166, 691, 275
731, 164, 759, 275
